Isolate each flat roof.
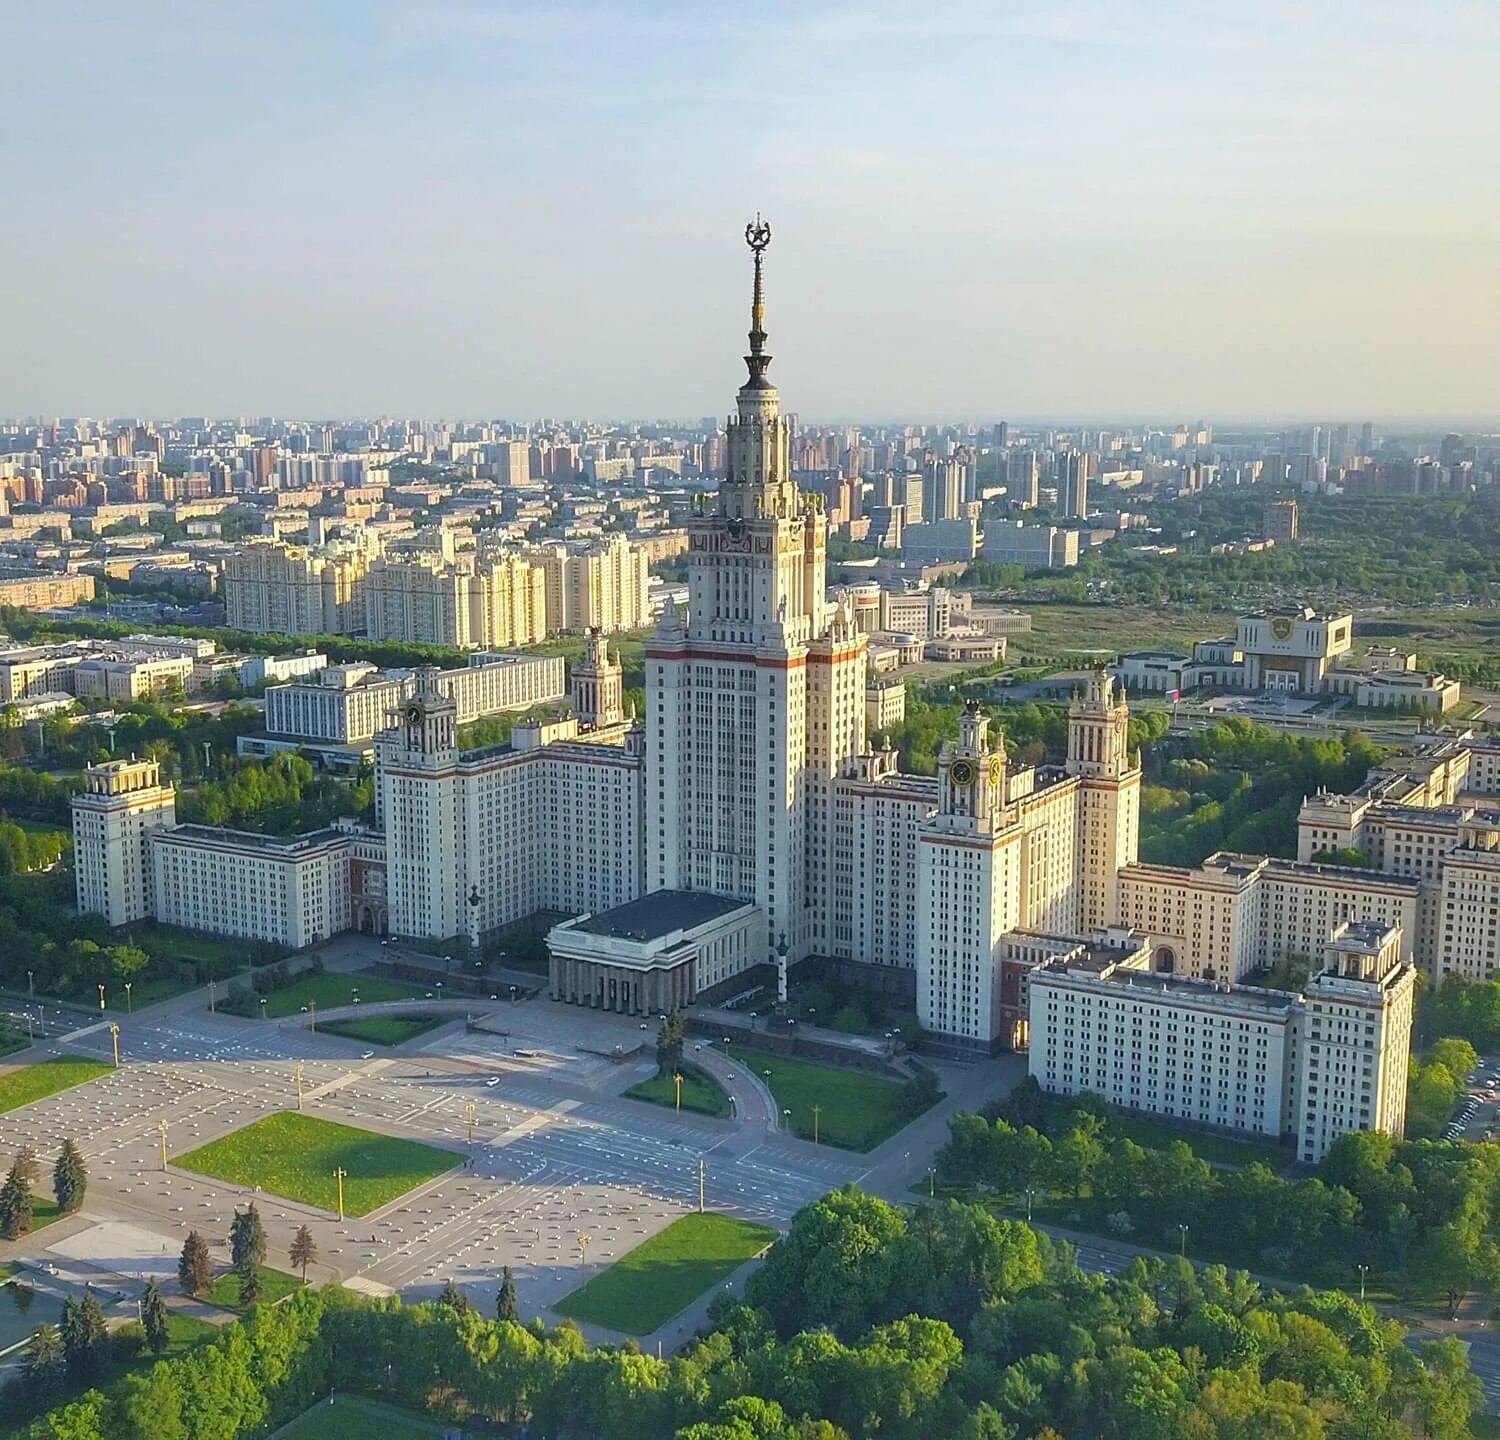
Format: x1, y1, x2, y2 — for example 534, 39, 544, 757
157, 824, 348, 854
573, 889, 751, 942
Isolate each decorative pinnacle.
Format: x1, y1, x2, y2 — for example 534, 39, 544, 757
744, 214, 772, 385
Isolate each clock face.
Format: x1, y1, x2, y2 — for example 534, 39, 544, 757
404, 702, 424, 726
989, 755, 1004, 784
950, 759, 975, 787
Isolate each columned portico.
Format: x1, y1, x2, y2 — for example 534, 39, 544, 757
547, 890, 760, 1015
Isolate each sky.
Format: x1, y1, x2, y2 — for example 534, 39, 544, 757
3, 1, 1498, 424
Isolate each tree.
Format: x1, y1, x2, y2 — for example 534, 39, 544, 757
657, 1009, 686, 1072
141, 1277, 170, 1355
53, 1138, 88, 1214
229, 1201, 267, 1271
25, 1320, 66, 1403
238, 1258, 264, 1307
14, 1143, 40, 1186
61, 1291, 108, 1384
438, 1277, 472, 1313
178, 1229, 212, 1295
0, 1157, 34, 1239
497, 1264, 519, 1323
289, 1223, 317, 1283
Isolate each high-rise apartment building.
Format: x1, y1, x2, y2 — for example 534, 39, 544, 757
529, 535, 651, 635
362, 555, 546, 650
1264, 498, 1300, 542
1057, 448, 1089, 519
223, 539, 375, 636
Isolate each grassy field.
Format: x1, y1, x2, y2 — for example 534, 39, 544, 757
226, 971, 433, 1020
553, 1213, 776, 1334
725, 1046, 921, 1151
318, 1014, 446, 1047
271, 1396, 445, 1440
623, 1068, 731, 1119
174, 1113, 455, 1217
1009, 603, 1236, 666
0, 1057, 112, 1115
203, 1265, 304, 1312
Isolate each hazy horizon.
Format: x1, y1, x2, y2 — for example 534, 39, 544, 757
5, 1, 1497, 423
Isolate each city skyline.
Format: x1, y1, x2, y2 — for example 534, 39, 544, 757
4, 1, 1497, 422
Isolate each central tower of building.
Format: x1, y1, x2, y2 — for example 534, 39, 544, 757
647, 220, 866, 962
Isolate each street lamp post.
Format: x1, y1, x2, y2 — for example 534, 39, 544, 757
124, 981, 132, 1014
108, 1023, 120, 1068
208, 980, 215, 1014
1178, 1223, 1189, 1257
812, 1104, 822, 1145
309, 999, 317, 1033
26, 970, 33, 1000
673, 1072, 684, 1113
294, 1062, 304, 1111
698, 1157, 706, 1213
1357, 1263, 1369, 1302
578, 1232, 591, 1270
1025, 1187, 1035, 1223
259, 997, 267, 1020
97, 983, 106, 1013
334, 1167, 347, 1221
159, 1120, 169, 1171
466, 1100, 477, 1147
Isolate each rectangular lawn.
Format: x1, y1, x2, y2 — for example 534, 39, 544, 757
554, 1212, 775, 1334
273, 1396, 444, 1439
623, 1069, 731, 1119
204, 1265, 304, 1312
174, 1112, 455, 1217
318, 1014, 446, 1047
227, 971, 433, 1019
0, 1057, 112, 1115
726, 1045, 923, 1151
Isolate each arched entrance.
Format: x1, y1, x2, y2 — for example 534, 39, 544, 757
1153, 945, 1177, 974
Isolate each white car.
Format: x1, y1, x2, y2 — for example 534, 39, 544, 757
485, 1076, 502, 1088
361, 1050, 375, 1060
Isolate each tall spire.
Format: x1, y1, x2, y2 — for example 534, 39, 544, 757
743, 215, 773, 389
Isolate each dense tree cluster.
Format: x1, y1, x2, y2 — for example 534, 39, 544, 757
1424, 978, 1500, 1054
14, 1187, 1483, 1440
1407, 1039, 1481, 1140
939, 1084, 1500, 1311
1136, 718, 1382, 866
0, 818, 69, 874
177, 752, 371, 834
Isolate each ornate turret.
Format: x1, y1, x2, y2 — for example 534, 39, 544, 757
572, 628, 624, 730
743, 215, 773, 389
719, 217, 797, 523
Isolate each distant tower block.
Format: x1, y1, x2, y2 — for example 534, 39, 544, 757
573, 629, 624, 729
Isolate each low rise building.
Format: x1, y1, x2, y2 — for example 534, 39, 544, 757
1028, 919, 1415, 1164
547, 891, 761, 1013
149, 824, 353, 949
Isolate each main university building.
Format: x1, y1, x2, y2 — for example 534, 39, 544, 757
72, 229, 1500, 1160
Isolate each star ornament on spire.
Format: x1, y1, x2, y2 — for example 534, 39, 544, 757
745, 215, 771, 253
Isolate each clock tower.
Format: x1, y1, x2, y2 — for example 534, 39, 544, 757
936, 702, 1006, 832
397, 670, 457, 761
